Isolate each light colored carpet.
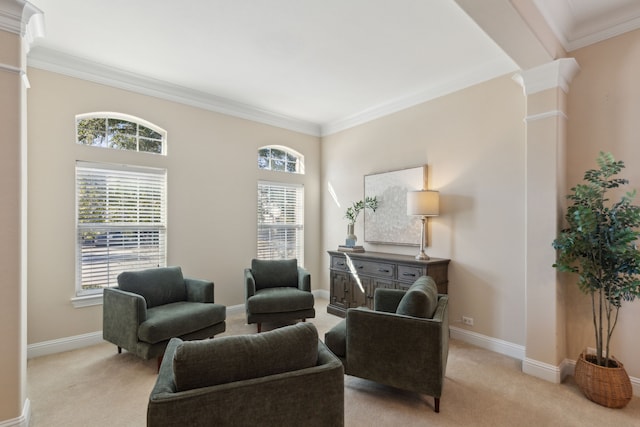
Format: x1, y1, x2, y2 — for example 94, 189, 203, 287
27, 299, 640, 426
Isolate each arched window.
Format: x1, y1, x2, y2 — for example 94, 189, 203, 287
258, 145, 304, 174
76, 112, 167, 155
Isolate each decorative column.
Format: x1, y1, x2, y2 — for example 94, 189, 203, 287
0, 0, 43, 424
514, 58, 580, 383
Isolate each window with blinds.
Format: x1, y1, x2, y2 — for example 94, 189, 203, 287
76, 161, 167, 294
257, 181, 304, 265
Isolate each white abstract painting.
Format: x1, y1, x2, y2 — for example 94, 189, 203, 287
364, 166, 426, 246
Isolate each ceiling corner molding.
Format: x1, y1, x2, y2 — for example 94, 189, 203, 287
321, 57, 517, 136
27, 48, 321, 137
514, 58, 580, 96
566, 16, 640, 51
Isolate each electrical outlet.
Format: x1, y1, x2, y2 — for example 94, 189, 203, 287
462, 316, 474, 326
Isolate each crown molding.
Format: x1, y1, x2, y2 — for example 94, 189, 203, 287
534, 0, 640, 53
27, 48, 322, 137
321, 57, 517, 136
0, 0, 44, 48
566, 15, 640, 52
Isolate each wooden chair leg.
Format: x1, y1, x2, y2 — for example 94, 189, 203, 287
434, 397, 440, 413
117, 346, 122, 354
257, 323, 262, 333
302, 318, 306, 322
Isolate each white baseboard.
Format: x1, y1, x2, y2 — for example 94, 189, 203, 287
450, 326, 640, 397
27, 331, 104, 359
313, 289, 330, 300
523, 357, 562, 383
225, 303, 245, 315
449, 326, 525, 360
0, 398, 30, 427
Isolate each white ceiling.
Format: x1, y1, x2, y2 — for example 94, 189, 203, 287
26, 0, 640, 136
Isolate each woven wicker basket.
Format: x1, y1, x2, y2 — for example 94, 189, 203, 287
574, 351, 632, 408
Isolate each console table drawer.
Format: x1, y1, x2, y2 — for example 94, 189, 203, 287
354, 260, 395, 278
331, 256, 349, 271
397, 265, 424, 282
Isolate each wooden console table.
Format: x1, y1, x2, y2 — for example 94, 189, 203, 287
327, 250, 450, 317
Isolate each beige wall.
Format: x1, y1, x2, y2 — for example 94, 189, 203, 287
24, 25, 640, 387
566, 29, 640, 378
26, 68, 321, 344
0, 30, 27, 421
321, 74, 528, 346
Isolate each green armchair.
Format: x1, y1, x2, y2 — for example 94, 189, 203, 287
324, 276, 449, 412
103, 266, 226, 364
147, 322, 344, 427
244, 258, 315, 332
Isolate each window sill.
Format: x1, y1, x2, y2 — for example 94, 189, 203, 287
71, 293, 103, 308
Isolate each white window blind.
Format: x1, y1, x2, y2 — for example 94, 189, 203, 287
76, 162, 167, 294
257, 181, 304, 265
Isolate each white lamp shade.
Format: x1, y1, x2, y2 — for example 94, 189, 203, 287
407, 190, 439, 216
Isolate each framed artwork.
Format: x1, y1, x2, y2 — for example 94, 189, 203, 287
364, 165, 427, 246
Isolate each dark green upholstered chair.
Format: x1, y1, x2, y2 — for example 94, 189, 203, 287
103, 266, 226, 365
147, 323, 344, 427
324, 276, 449, 413
244, 258, 315, 332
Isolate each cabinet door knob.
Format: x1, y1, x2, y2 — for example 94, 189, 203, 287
402, 272, 416, 277
378, 268, 390, 273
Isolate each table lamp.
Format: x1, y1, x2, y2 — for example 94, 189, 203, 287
406, 190, 439, 260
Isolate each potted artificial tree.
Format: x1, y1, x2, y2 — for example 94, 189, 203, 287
552, 152, 640, 408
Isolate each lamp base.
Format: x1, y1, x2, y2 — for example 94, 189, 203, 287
415, 251, 430, 260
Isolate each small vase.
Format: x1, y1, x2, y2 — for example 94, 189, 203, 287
345, 223, 357, 247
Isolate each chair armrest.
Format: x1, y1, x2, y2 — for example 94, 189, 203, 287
373, 288, 406, 313
297, 266, 311, 292
151, 337, 181, 396
244, 268, 256, 299
185, 278, 214, 303
102, 287, 147, 350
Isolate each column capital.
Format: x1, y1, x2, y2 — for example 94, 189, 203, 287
0, 0, 44, 49
513, 58, 580, 96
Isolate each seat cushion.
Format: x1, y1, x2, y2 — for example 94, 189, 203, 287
247, 287, 314, 314
324, 319, 346, 358
138, 301, 226, 344
118, 266, 186, 308
396, 276, 438, 318
173, 322, 319, 392
251, 258, 298, 289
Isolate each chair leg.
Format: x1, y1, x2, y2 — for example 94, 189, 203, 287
117, 346, 122, 354
434, 397, 440, 413
302, 318, 306, 322
257, 323, 262, 333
